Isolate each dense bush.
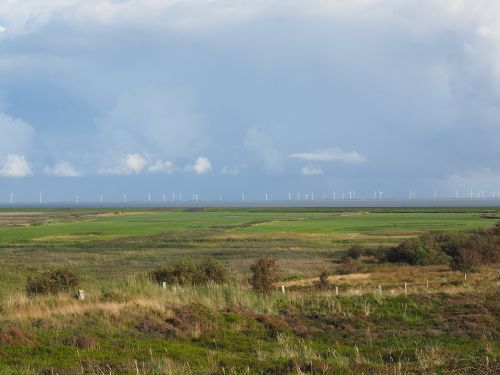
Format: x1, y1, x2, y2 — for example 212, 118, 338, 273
149, 258, 228, 286
384, 226, 500, 269
26, 269, 80, 296
386, 233, 451, 265
337, 257, 368, 274
345, 245, 364, 260
249, 257, 279, 294
314, 270, 330, 290
450, 247, 482, 272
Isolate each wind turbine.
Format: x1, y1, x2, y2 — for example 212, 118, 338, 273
148, 192, 151, 203
100, 194, 103, 204
179, 192, 182, 201
123, 194, 127, 203
333, 192, 336, 201
10, 192, 13, 205
76, 194, 79, 204
219, 193, 222, 202
311, 193, 314, 200
172, 192, 175, 201
288, 192, 291, 201
39, 192, 42, 204
378, 191, 383, 200
242, 192, 245, 201
455, 190, 459, 199
434, 192, 437, 200
265, 192, 268, 201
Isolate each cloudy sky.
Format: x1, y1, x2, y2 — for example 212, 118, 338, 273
1, 0, 500, 202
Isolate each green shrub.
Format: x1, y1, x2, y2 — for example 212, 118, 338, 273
249, 257, 279, 294
450, 247, 482, 273
26, 269, 80, 296
386, 233, 451, 265
337, 257, 367, 274
314, 270, 330, 290
149, 258, 228, 286
345, 245, 364, 260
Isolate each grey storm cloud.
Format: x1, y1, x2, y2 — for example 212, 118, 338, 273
1, 0, 500, 197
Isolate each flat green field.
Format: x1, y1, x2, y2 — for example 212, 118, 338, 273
0, 209, 495, 243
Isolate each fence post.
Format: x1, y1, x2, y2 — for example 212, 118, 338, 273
378, 285, 382, 296
281, 285, 285, 295
335, 286, 339, 296
426, 279, 429, 289
77, 290, 85, 301
404, 282, 407, 296
464, 273, 467, 282
162, 281, 167, 289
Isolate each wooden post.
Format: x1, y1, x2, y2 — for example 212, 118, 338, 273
162, 281, 167, 289
464, 273, 467, 281
426, 280, 429, 289
77, 290, 85, 301
281, 285, 285, 295
335, 286, 339, 296
404, 282, 407, 296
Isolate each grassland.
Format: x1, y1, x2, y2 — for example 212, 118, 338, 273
0, 208, 498, 374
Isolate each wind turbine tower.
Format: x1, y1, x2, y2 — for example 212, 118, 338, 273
39, 192, 42, 204
10, 192, 13, 205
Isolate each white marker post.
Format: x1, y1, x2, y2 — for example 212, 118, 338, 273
77, 290, 85, 301
281, 285, 285, 295
335, 286, 339, 296
378, 285, 382, 296
404, 282, 407, 297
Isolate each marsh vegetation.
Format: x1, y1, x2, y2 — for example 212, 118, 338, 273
0, 208, 498, 374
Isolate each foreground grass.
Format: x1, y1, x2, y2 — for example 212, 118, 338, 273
0, 271, 498, 374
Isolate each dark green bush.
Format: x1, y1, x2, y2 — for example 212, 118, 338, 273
450, 247, 482, 273
26, 269, 80, 296
149, 258, 228, 286
314, 270, 330, 290
386, 233, 451, 265
249, 257, 279, 294
345, 245, 364, 260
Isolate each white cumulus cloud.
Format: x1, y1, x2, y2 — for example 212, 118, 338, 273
300, 166, 324, 176
0, 154, 32, 177
148, 160, 176, 174
0, 112, 35, 156
44, 161, 81, 177
289, 148, 366, 163
99, 153, 148, 175
186, 156, 212, 175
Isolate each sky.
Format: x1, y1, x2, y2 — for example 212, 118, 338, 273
1, 0, 500, 203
